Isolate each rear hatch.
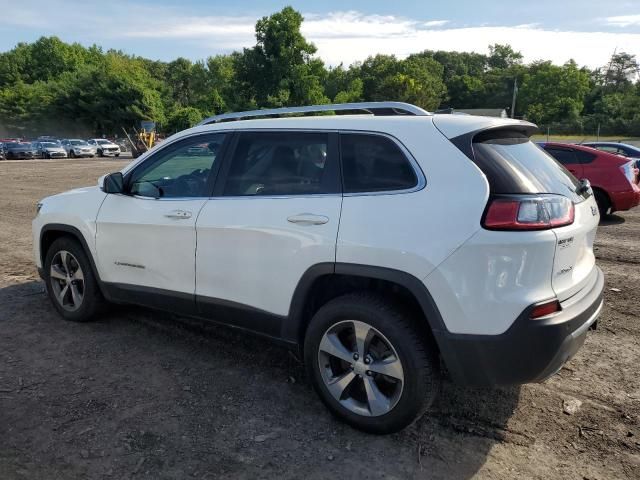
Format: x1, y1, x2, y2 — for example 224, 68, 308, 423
437, 118, 600, 303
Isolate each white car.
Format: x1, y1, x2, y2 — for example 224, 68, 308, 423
87, 138, 121, 157
61, 139, 95, 158
32, 102, 604, 433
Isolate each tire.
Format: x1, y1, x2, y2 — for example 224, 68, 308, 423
98, 149, 103, 157
304, 293, 440, 434
43, 236, 104, 322
69, 150, 75, 158
115, 153, 120, 157
594, 189, 611, 218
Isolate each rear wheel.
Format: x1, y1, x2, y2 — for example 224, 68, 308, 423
44, 237, 104, 322
304, 293, 439, 434
594, 189, 610, 217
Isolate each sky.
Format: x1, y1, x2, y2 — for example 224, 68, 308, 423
1, 0, 639, 69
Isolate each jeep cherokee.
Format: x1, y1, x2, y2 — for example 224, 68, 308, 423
33, 102, 604, 433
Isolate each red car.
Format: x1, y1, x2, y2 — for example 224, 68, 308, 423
540, 142, 640, 216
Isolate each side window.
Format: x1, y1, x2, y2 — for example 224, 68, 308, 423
129, 134, 226, 198
574, 150, 596, 164
340, 134, 417, 193
616, 147, 631, 157
544, 147, 577, 166
594, 145, 619, 154
223, 132, 335, 196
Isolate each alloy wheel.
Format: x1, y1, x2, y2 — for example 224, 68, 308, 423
317, 320, 404, 417
49, 250, 85, 311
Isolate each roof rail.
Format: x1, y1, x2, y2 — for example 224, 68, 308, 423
197, 102, 430, 126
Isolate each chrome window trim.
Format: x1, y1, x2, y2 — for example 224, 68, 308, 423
123, 127, 426, 200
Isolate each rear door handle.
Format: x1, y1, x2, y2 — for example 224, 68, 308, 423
164, 210, 192, 220
287, 213, 329, 225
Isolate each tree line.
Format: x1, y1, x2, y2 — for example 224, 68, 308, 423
0, 6, 638, 137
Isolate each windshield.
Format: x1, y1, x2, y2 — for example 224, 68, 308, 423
70, 140, 88, 146
6, 142, 21, 148
473, 132, 584, 203
41, 142, 59, 147
97, 139, 110, 145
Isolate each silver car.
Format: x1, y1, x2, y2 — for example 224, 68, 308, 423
35, 141, 67, 159
61, 139, 95, 158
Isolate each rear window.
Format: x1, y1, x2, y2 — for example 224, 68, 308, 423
340, 134, 417, 193
472, 132, 584, 202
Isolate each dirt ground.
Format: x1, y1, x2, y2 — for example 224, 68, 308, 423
0, 158, 638, 479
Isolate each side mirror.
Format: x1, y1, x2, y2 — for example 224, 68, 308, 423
102, 172, 124, 194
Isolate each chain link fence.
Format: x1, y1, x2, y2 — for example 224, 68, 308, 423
534, 121, 640, 145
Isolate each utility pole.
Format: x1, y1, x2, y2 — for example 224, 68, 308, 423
510, 77, 518, 119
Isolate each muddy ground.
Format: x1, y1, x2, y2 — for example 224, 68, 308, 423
0, 158, 638, 479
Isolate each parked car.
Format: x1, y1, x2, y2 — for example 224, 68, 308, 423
87, 139, 121, 157
37, 135, 60, 142
33, 102, 604, 433
61, 139, 95, 158
34, 141, 67, 159
540, 142, 640, 216
0, 143, 4, 160
3, 141, 39, 160
583, 141, 640, 174
114, 139, 130, 152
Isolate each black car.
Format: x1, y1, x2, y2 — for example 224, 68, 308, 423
3, 142, 39, 160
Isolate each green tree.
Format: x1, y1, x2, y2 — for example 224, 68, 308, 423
166, 106, 204, 133
356, 54, 446, 110
235, 6, 329, 107
519, 60, 590, 124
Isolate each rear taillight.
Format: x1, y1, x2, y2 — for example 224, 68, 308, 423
621, 161, 638, 184
483, 195, 574, 231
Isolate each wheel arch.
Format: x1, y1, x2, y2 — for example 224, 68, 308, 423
283, 263, 448, 354
40, 224, 104, 287
591, 186, 612, 212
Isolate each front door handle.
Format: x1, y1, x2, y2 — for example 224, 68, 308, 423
165, 210, 192, 220
287, 213, 329, 225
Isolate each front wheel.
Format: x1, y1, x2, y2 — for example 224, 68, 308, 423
304, 293, 439, 434
69, 150, 75, 158
44, 237, 104, 322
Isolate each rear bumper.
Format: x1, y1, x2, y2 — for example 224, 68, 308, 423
438, 266, 604, 386
611, 188, 640, 212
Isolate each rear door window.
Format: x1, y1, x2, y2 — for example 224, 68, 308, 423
340, 134, 417, 193
544, 147, 577, 166
573, 149, 597, 164
223, 132, 338, 196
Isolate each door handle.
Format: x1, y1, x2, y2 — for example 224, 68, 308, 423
287, 213, 329, 225
164, 210, 192, 219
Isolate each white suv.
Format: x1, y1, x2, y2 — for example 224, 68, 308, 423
87, 138, 121, 157
33, 102, 604, 433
